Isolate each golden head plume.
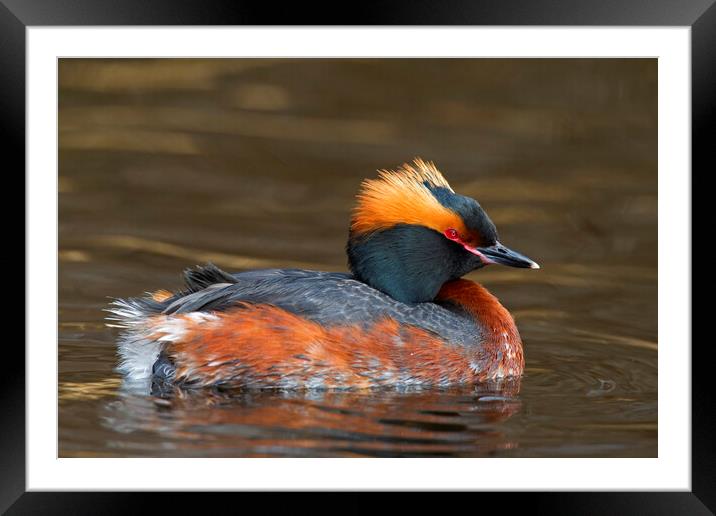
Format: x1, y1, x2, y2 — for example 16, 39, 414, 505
351, 158, 467, 237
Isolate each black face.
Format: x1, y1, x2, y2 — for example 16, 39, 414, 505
347, 184, 538, 304
347, 224, 483, 304
426, 184, 498, 246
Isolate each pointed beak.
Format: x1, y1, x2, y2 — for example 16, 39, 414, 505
476, 242, 540, 269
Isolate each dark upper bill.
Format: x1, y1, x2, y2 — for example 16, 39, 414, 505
477, 242, 540, 269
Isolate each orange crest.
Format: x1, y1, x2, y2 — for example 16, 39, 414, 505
351, 158, 467, 237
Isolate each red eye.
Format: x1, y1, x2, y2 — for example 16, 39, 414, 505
445, 228, 459, 240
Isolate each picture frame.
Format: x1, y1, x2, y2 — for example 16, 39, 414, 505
5, 0, 710, 511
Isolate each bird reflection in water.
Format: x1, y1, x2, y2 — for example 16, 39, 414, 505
101, 378, 522, 457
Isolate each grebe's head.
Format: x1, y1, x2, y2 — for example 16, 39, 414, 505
347, 158, 539, 304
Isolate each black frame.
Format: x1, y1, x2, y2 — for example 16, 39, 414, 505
5, 0, 712, 512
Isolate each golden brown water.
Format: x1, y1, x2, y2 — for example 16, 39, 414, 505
58, 58, 657, 457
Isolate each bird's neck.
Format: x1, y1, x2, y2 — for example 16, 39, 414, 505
347, 225, 480, 304
436, 279, 524, 376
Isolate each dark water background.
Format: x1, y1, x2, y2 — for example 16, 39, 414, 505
59, 58, 657, 457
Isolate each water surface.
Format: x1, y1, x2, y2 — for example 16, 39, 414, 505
59, 58, 657, 457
